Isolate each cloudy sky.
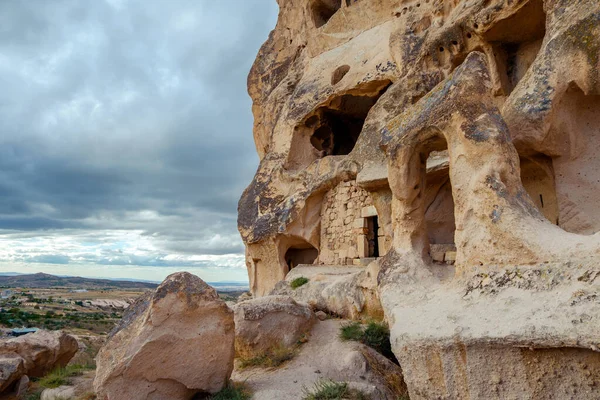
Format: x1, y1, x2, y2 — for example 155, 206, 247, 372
0, 0, 278, 283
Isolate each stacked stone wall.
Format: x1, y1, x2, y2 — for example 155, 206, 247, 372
318, 180, 376, 265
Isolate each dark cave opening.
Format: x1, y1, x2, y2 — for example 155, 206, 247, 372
310, 0, 341, 28
285, 245, 318, 272
308, 91, 387, 157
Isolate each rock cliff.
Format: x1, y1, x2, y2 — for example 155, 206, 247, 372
240, 0, 600, 397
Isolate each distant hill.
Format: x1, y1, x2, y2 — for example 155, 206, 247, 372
0, 273, 158, 290
0, 272, 249, 292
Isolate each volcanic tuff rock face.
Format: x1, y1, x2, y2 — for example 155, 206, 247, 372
240, 0, 600, 398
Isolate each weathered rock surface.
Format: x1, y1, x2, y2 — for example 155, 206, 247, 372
234, 295, 315, 358
1, 374, 28, 400
0, 330, 78, 395
240, 0, 600, 398
232, 319, 407, 400
93, 272, 235, 400
0, 356, 25, 394
271, 263, 382, 320
0, 330, 78, 378
41, 385, 75, 400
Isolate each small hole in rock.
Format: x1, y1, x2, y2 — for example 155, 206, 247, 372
331, 65, 351, 85
466, 33, 472, 38
474, 23, 479, 29
451, 40, 458, 45
439, 47, 444, 52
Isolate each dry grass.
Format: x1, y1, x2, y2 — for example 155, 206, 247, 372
238, 344, 298, 369
302, 379, 368, 400
37, 364, 94, 389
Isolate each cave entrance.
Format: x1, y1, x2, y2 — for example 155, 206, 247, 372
424, 149, 456, 264
549, 86, 600, 234
483, 0, 546, 95
366, 216, 380, 258
286, 82, 390, 170
308, 89, 389, 157
310, 0, 341, 28
284, 244, 318, 272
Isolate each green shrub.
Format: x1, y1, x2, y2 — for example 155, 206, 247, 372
339, 321, 397, 363
302, 379, 368, 400
24, 389, 42, 400
210, 382, 251, 400
363, 322, 394, 361
339, 322, 363, 342
290, 277, 309, 289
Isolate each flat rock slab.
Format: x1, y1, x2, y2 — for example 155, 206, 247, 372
287, 265, 366, 278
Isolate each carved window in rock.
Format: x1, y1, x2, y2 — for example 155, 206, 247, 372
308, 93, 382, 156
287, 83, 390, 170
425, 148, 457, 265
284, 245, 318, 272
483, 0, 546, 96
310, 0, 342, 28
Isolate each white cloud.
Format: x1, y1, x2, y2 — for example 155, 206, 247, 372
0, 0, 278, 282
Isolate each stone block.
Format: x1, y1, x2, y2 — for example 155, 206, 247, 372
445, 251, 457, 262
357, 234, 368, 258
431, 251, 445, 262
347, 246, 358, 259
353, 257, 377, 267
353, 218, 367, 228
361, 205, 377, 218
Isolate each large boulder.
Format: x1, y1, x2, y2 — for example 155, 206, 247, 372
0, 330, 78, 396
94, 272, 235, 400
233, 295, 315, 359
0, 330, 78, 378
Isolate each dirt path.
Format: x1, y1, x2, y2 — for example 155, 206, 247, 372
232, 319, 389, 400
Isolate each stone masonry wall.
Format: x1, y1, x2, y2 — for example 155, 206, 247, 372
318, 180, 380, 265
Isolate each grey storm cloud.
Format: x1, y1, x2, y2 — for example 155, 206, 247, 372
0, 0, 278, 268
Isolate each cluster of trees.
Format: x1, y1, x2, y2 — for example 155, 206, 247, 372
0, 307, 122, 333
